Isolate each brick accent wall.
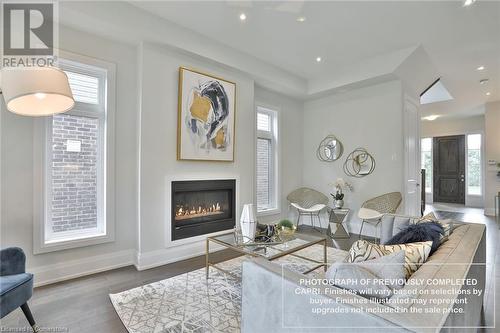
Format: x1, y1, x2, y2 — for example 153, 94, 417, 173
51, 114, 99, 233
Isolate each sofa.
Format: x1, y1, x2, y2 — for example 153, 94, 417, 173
241, 220, 486, 332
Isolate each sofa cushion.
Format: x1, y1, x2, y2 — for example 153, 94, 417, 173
385, 222, 444, 254
346, 240, 432, 278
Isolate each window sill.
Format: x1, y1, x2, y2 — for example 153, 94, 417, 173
34, 231, 114, 254
257, 208, 281, 217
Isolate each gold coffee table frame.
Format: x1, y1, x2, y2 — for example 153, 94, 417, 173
205, 231, 327, 279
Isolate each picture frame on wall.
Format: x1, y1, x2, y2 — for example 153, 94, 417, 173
177, 67, 236, 162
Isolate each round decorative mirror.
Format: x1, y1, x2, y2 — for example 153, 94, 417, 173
317, 135, 343, 162
343, 148, 376, 177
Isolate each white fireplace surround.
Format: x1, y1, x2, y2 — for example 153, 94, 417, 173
164, 175, 241, 249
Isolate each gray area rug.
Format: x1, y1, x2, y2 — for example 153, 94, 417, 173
110, 243, 347, 333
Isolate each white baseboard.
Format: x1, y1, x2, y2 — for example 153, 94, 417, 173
135, 240, 224, 271
30, 249, 135, 287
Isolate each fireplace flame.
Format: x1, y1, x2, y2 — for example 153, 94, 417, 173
175, 202, 223, 220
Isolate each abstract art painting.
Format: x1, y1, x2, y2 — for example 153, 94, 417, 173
177, 67, 236, 161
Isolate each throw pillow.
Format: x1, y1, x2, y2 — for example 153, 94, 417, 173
346, 240, 432, 279
385, 222, 444, 255
379, 215, 412, 245
328, 250, 406, 293
412, 212, 453, 243
326, 265, 393, 299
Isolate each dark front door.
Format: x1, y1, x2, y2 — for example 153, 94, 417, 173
433, 135, 465, 204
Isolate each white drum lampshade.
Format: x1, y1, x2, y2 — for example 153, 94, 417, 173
240, 204, 257, 243
1, 67, 75, 116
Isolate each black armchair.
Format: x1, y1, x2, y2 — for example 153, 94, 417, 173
0, 247, 38, 332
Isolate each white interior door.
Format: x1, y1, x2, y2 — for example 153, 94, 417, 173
403, 96, 421, 216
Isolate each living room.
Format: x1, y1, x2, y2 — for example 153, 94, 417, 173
0, 1, 498, 332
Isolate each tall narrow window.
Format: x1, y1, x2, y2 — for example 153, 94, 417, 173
256, 107, 278, 214
421, 138, 432, 193
44, 59, 108, 245
467, 134, 482, 195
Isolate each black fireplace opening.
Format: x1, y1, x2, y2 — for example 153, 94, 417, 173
171, 179, 235, 241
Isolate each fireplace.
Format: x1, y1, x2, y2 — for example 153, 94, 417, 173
171, 179, 236, 241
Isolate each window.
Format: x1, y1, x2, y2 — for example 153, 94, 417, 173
421, 138, 432, 193
35, 55, 115, 253
467, 134, 482, 196
256, 107, 278, 214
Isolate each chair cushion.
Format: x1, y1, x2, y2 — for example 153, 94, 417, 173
357, 207, 384, 220
0, 273, 33, 296
290, 203, 326, 212
0, 273, 33, 318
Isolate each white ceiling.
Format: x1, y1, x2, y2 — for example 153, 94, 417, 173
131, 1, 500, 118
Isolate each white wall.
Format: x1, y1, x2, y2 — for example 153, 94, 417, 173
135, 42, 255, 268
421, 115, 485, 138
484, 102, 500, 216
254, 86, 304, 223
302, 81, 404, 236
420, 115, 485, 208
0, 26, 138, 286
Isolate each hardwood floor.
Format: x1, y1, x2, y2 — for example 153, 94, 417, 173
427, 203, 499, 332
1, 210, 498, 332
0, 250, 241, 333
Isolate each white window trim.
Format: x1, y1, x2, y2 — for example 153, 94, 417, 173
465, 133, 484, 198
33, 50, 116, 254
421, 137, 433, 194
256, 105, 280, 216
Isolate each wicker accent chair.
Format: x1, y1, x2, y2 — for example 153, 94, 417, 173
287, 188, 329, 230
358, 191, 402, 243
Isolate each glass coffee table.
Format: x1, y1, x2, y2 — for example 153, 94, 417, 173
205, 231, 327, 279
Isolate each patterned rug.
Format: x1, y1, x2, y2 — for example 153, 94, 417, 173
110, 243, 347, 333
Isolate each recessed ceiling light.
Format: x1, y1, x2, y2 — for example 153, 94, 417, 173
480, 79, 489, 85
422, 115, 440, 121
463, 0, 476, 7
239, 13, 246, 21
486, 92, 491, 96
297, 17, 306, 22
477, 66, 485, 71
316, 57, 322, 62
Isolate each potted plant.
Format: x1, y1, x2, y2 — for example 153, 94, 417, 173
331, 178, 353, 209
